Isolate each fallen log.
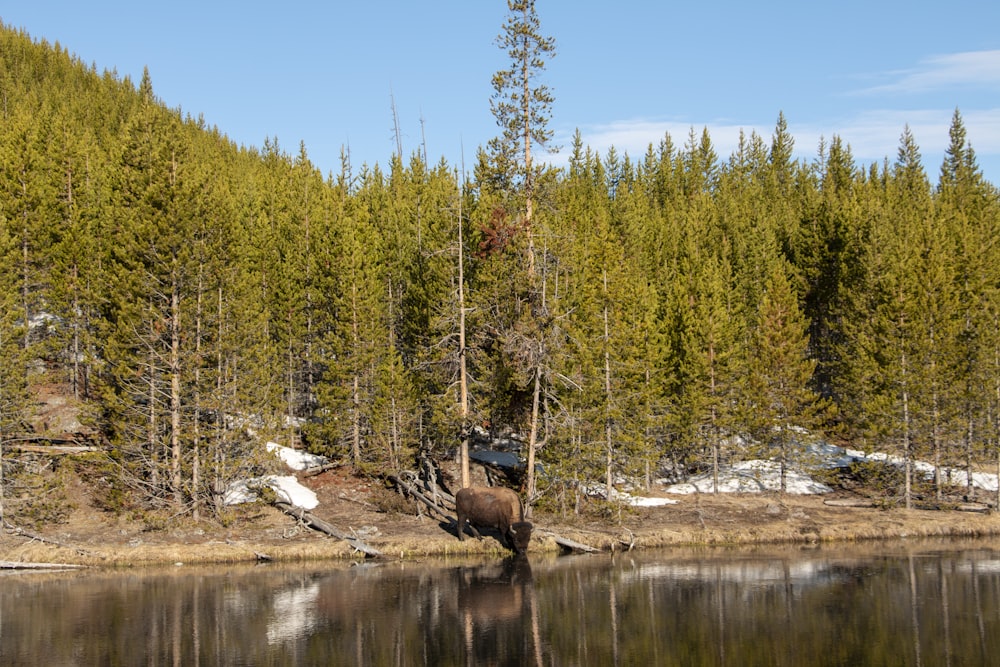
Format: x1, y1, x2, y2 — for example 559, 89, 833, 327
3, 522, 101, 558
536, 529, 601, 554
0, 560, 85, 570
273, 501, 381, 558
824, 498, 876, 508
387, 473, 456, 523
7, 443, 100, 454
957, 503, 990, 514
302, 461, 344, 477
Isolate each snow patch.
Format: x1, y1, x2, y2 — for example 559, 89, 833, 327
627, 495, 678, 507
665, 460, 834, 495
665, 459, 833, 495
223, 444, 326, 510
266, 442, 329, 471
223, 475, 318, 510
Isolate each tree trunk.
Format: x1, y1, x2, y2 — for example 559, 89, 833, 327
351, 280, 362, 467
525, 365, 541, 514
458, 178, 470, 489
603, 272, 614, 499
192, 268, 204, 520
170, 275, 182, 508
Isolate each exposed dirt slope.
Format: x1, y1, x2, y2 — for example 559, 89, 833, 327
4, 458, 1000, 568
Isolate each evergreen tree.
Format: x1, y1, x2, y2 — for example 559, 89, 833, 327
937, 110, 1000, 499
742, 261, 827, 491
838, 131, 937, 507
477, 0, 557, 504
486, 0, 556, 275
0, 172, 32, 525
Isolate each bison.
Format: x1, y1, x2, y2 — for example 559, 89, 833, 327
455, 485, 533, 554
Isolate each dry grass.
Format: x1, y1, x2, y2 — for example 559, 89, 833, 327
4, 462, 1000, 569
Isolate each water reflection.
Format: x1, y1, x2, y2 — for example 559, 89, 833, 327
3, 540, 1000, 665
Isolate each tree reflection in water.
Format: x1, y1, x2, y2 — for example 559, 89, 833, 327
4, 541, 1000, 665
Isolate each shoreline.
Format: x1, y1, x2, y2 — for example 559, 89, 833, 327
4, 494, 1000, 569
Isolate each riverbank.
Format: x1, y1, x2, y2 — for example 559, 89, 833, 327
3, 463, 1000, 568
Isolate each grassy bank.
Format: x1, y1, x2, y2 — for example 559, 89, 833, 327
3, 493, 999, 569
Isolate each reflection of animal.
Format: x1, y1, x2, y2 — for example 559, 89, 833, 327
455, 486, 533, 554
458, 557, 532, 624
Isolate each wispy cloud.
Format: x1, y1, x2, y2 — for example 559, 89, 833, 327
554, 108, 1000, 175
550, 118, 766, 165
794, 108, 1000, 159
549, 49, 1000, 182
856, 50, 1000, 95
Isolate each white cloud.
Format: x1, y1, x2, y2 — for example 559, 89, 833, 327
857, 50, 1000, 95
551, 118, 765, 166
549, 50, 1000, 183
556, 107, 1000, 178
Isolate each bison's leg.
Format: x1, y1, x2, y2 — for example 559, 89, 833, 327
455, 512, 481, 540
498, 518, 512, 549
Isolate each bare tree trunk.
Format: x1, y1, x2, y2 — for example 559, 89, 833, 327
933, 386, 941, 501
170, 276, 182, 508
525, 365, 541, 513
903, 366, 912, 510
148, 332, 159, 491
458, 174, 470, 488
192, 269, 204, 520
71, 265, 81, 400
20, 179, 30, 352
1, 415, 5, 526
213, 286, 224, 513
898, 305, 912, 510
965, 413, 974, 498
390, 394, 400, 471
603, 270, 614, 499
352, 374, 361, 467
709, 341, 719, 494
351, 281, 362, 467
995, 336, 1000, 510
287, 336, 296, 449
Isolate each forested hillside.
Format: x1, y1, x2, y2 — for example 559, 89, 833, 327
2, 22, 999, 523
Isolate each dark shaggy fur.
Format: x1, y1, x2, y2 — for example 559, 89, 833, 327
455, 486, 533, 554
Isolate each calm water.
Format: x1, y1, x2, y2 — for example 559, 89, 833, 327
3, 539, 1000, 666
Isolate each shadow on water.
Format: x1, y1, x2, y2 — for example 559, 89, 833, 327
4, 538, 1000, 665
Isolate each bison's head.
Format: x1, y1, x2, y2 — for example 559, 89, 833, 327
509, 521, 533, 554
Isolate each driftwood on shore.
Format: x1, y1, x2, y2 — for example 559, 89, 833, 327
538, 530, 601, 554
273, 501, 382, 558
6, 443, 100, 454
956, 503, 990, 513
824, 498, 877, 508
3, 521, 101, 558
824, 497, 992, 514
388, 472, 456, 523
302, 461, 345, 477
0, 560, 86, 570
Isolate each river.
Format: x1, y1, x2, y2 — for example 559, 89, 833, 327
3, 539, 1000, 665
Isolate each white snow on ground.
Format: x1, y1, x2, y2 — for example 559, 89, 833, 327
664, 460, 834, 495
626, 495, 679, 507
229, 440, 1000, 510
654, 445, 1000, 499
266, 442, 329, 471
223, 475, 319, 510
224, 443, 327, 509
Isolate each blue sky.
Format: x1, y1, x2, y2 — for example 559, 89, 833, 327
3, 1, 999, 184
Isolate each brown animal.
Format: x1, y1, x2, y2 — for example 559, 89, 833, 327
455, 486, 533, 554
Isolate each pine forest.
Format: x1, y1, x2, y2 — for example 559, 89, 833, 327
2, 10, 1000, 526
